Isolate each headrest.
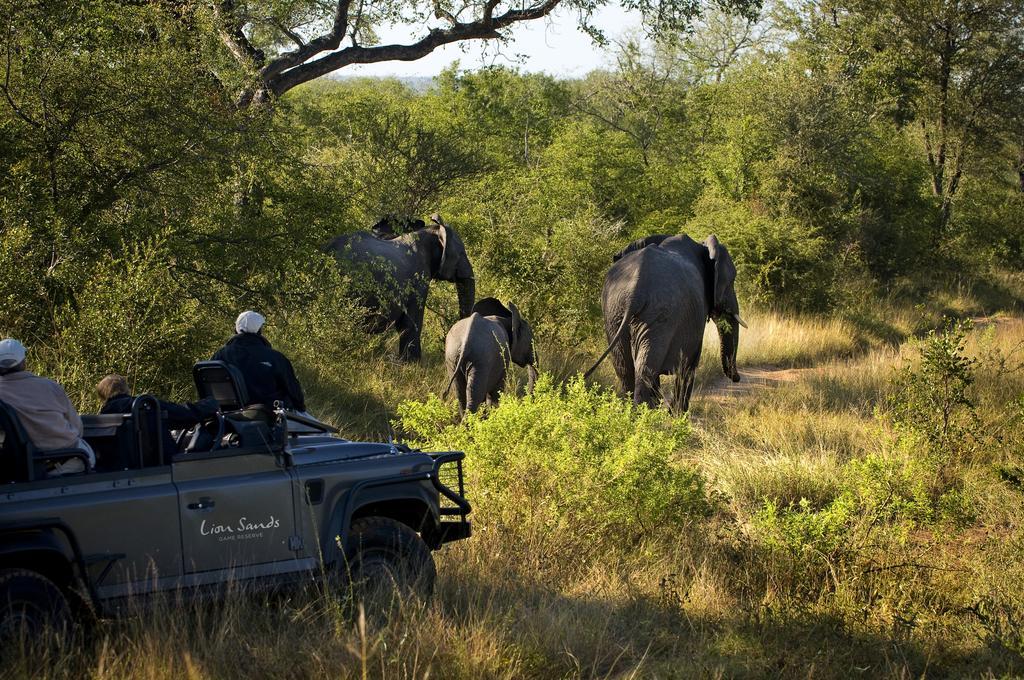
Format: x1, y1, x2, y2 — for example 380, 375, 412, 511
193, 361, 249, 411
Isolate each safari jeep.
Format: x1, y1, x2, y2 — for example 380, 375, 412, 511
0, 361, 471, 637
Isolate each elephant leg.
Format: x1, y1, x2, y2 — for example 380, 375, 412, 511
669, 355, 696, 415
632, 331, 669, 409
455, 374, 468, 417
489, 366, 507, 405
396, 312, 421, 361
668, 353, 693, 415
609, 328, 635, 398
465, 367, 488, 414
635, 372, 662, 408
681, 366, 696, 413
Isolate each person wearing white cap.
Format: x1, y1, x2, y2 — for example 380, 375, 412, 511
211, 311, 307, 412
0, 339, 95, 475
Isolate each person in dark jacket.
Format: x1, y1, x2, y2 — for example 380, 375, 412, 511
96, 374, 218, 453
211, 311, 307, 412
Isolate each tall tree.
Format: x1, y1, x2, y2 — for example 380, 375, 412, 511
838, 0, 1024, 233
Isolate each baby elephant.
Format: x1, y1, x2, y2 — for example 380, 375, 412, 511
445, 298, 538, 415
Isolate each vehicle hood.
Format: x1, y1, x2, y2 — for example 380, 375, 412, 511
288, 437, 399, 465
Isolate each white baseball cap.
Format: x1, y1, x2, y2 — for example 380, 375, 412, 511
0, 338, 27, 368
235, 310, 266, 334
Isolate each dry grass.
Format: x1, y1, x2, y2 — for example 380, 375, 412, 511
10, 311, 1024, 679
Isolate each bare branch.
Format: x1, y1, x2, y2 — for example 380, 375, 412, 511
483, 0, 502, 23
260, 0, 353, 80
433, 0, 459, 26
267, 0, 561, 96
270, 18, 306, 48
213, 0, 263, 69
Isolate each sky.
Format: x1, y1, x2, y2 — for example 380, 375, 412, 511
341, 4, 639, 78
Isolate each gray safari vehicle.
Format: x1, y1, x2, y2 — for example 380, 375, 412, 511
0, 361, 471, 636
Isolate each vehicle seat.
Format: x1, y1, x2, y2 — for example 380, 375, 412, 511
83, 413, 133, 472
0, 400, 91, 482
193, 361, 250, 411
191, 361, 277, 450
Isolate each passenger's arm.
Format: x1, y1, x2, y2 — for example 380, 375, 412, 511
161, 399, 205, 429
277, 354, 306, 412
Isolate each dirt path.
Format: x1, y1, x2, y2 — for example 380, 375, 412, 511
698, 365, 813, 401
694, 315, 1022, 402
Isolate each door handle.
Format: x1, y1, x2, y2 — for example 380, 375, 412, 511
188, 497, 216, 510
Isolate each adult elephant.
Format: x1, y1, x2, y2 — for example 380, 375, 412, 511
326, 214, 475, 361
585, 234, 747, 413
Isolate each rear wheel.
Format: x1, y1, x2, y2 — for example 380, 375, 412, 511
0, 569, 72, 646
344, 517, 436, 606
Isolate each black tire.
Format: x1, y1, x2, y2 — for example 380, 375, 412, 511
0, 569, 72, 645
344, 517, 436, 605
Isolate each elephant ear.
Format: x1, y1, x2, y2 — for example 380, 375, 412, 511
471, 297, 511, 319
612, 234, 672, 262
431, 214, 465, 281
371, 215, 399, 239
705, 235, 737, 313
508, 301, 523, 346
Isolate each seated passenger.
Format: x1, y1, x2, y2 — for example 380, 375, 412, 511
0, 339, 95, 475
211, 311, 308, 413
96, 374, 218, 454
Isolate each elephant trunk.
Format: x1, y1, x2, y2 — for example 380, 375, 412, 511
717, 317, 741, 383
526, 363, 538, 395
456, 272, 475, 319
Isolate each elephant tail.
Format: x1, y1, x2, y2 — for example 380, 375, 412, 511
444, 347, 465, 399
583, 310, 633, 379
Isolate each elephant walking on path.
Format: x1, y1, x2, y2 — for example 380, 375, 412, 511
326, 214, 475, 361
585, 234, 746, 413
444, 298, 538, 416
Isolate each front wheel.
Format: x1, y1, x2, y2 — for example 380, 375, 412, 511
344, 517, 436, 605
0, 569, 72, 646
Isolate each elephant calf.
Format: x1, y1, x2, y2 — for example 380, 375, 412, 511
445, 298, 538, 416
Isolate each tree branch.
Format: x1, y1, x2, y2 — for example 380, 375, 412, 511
260, 0, 353, 80
213, 0, 263, 69
265, 0, 561, 97
483, 0, 502, 23
271, 18, 306, 48
433, 0, 459, 26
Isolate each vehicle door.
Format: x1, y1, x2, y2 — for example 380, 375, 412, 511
0, 468, 183, 599
173, 447, 300, 576
0, 412, 183, 600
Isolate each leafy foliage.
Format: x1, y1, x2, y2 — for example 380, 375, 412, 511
888, 319, 979, 460
397, 376, 708, 560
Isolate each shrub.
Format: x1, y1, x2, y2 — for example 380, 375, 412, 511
753, 496, 854, 560
46, 239, 218, 405
888, 318, 979, 458
843, 450, 973, 529
396, 376, 709, 563
884, 318, 981, 521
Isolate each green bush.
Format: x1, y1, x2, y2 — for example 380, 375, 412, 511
396, 376, 709, 561
45, 239, 218, 406
843, 450, 973, 529
887, 318, 979, 461
753, 495, 854, 561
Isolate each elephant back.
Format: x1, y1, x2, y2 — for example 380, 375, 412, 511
603, 243, 710, 323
